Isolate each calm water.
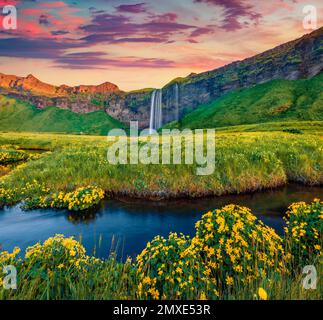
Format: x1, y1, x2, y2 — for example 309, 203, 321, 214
0, 184, 322, 260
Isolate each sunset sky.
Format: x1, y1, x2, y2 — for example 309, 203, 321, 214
0, 0, 322, 91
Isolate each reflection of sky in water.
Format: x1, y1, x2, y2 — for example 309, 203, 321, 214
0, 184, 322, 260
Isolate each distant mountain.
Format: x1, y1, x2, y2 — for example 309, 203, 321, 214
0, 95, 126, 135
0, 27, 322, 129
0, 73, 119, 96
0, 72, 152, 128
165, 73, 323, 130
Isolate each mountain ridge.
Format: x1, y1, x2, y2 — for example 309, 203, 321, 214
178, 26, 323, 86
0, 72, 120, 97
164, 73, 323, 130
0, 27, 322, 128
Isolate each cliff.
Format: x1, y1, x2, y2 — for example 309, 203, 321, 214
0, 73, 119, 96
160, 27, 323, 122
0, 27, 322, 129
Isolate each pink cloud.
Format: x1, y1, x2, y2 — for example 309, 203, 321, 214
0, 0, 18, 6
176, 55, 231, 70
20, 8, 44, 16
194, 0, 262, 30
5, 1, 86, 40
38, 1, 66, 8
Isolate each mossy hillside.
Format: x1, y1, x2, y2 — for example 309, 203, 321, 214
0, 95, 126, 135
166, 74, 323, 130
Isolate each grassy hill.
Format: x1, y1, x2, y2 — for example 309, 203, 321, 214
165, 73, 323, 130
0, 95, 126, 135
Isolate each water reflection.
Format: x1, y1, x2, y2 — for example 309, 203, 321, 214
67, 207, 103, 224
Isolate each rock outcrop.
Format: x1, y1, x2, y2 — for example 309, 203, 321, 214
0, 73, 119, 96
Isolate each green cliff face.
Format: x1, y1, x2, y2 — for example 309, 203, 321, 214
0, 95, 126, 135
160, 27, 322, 123
165, 73, 323, 130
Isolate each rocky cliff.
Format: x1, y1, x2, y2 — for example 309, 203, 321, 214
0, 27, 322, 129
0, 73, 153, 128
0, 73, 119, 96
160, 27, 323, 123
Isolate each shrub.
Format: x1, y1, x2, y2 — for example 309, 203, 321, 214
18, 235, 102, 297
22, 185, 105, 211
24, 234, 92, 273
136, 233, 207, 300
63, 186, 105, 211
191, 205, 290, 290
284, 199, 322, 265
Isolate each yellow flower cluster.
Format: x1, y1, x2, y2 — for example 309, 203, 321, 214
61, 186, 105, 211
0, 150, 28, 165
27, 153, 44, 161
1, 180, 50, 208
0, 187, 14, 207
137, 204, 290, 300
0, 247, 20, 264
192, 205, 289, 287
25, 234, 100, 273
23, 185, 105, 211
136, 233, 202, 300
284, 198, 322, 264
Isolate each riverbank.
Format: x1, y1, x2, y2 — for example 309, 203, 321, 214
1, 184, 322, 260
0, 122, 322, 207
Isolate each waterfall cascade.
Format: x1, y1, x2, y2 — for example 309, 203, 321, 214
149, 84, 179, 133
149, 89, 162, 133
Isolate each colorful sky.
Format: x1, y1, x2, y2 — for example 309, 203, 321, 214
0, 0, 322, 91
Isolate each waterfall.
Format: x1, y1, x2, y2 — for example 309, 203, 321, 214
149, 90, 156, 133
149, 89, 162, 133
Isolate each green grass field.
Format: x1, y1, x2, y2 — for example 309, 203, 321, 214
0, 121, 322, 206
166, 74, 323, 130
0, 95, 126, 135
